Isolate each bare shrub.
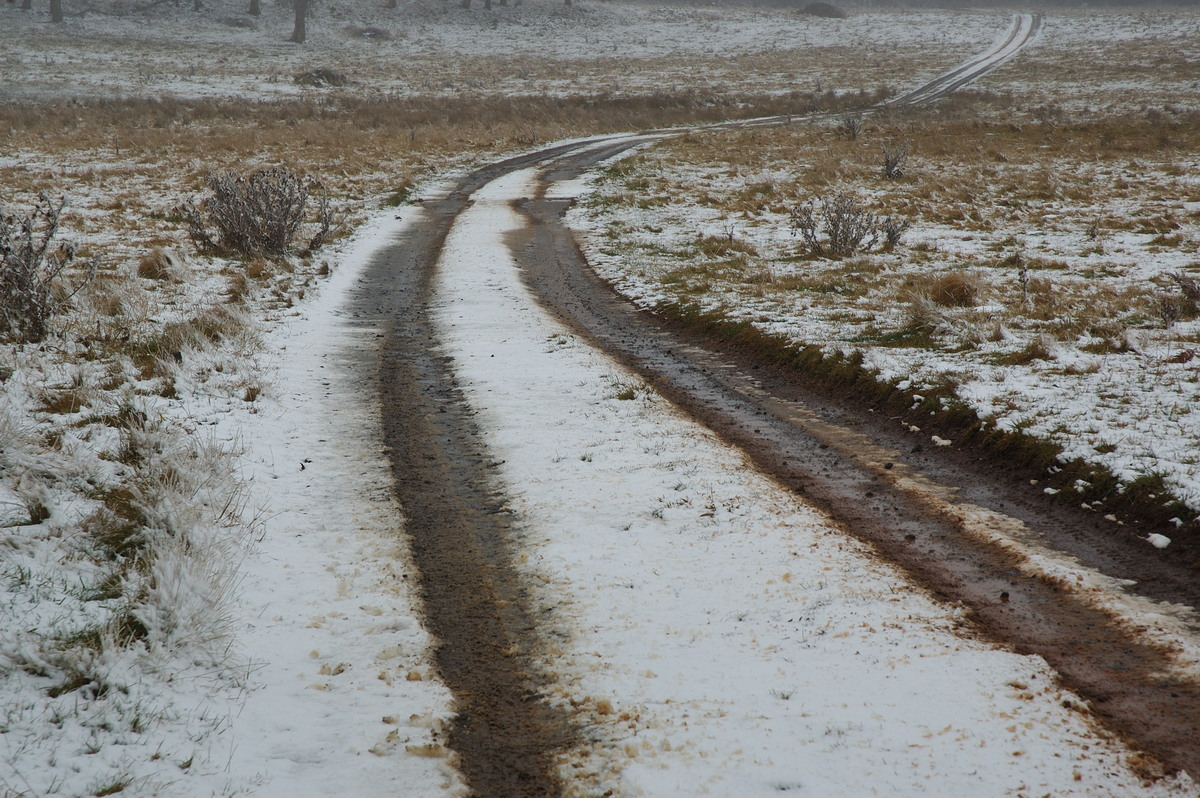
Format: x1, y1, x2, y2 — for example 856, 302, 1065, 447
838, 115, 863, 140
879, 215, 911, 249
881, 141, 910, 180
0, 194, 98, 344
1159, 294, 1185, 328
1158, 272, 1199, 327
1165, 270, 1200, 308
179, 167, 333, 259
789, 193, 880, 259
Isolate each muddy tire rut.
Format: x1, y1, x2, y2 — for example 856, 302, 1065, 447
350, 147, 602, 797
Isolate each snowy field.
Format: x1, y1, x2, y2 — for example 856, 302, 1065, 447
0, 0, 996, 102
568, 109, 1200, 523
3, 2, 1200, 796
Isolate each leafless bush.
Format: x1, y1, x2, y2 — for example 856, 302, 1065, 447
1165, 271, 1200, 304
179, 167, 333, 259
1159, 271, 1200, 325
789, 193, 880, 259
0, 194, 98, 344
880, 215, 910, 249
838, 115, 863, 140
1159, 295, 1184, 328
881, 141, 910, 180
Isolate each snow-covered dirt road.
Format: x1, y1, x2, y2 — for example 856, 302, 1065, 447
337, 19, 1198, 795
5, 6, 1198, 797
886, 12, 1042, 107
366, 136, 1197, 794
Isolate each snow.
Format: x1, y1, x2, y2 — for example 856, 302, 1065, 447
566, 112, 1200, 522
185, 211, 464, 796
3, 3, 1200, 796
0, 0, 999, 102
426, 157, 1196, 795
0, 193, 464, 796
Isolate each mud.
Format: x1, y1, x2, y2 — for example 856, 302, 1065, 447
349, 145, 614, 797
347, 18, 1148, 791
508, 153, 1200, 780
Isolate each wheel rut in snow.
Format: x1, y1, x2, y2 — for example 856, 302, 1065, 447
507, 153, 1200, 780
349, 15, 1051, 791
352, 144, 606, 797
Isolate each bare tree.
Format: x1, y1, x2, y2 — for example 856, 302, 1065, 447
291, 0, 308, 43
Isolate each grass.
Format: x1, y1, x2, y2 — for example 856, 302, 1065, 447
655, 298, 1192, 531
2, 6, 1198, 791
582, 96, 1200, 533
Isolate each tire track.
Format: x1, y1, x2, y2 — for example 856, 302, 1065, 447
356, 16, 1044, 795
510, 177, 1200, 780
885, 13, 1041, 107
351, 147, 608, 797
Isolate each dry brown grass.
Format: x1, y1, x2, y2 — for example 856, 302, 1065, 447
0, 90, 869, 279
0, 91, 850, 170
923, 271, 984, 308
585, 92, 1200, 388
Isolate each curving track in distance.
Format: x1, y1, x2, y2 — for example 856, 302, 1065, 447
885, 13, 1042, 107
